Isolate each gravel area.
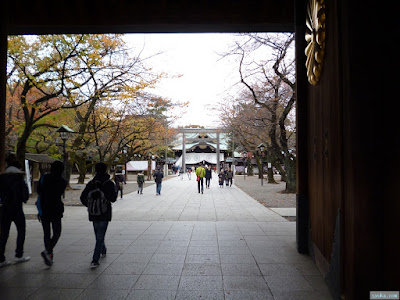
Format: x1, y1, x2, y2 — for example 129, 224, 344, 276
233, 174, 296, 208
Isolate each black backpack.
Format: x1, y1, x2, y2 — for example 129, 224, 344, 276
87, 180, 109, 216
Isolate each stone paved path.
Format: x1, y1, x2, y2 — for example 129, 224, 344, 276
0, 175, 332, 299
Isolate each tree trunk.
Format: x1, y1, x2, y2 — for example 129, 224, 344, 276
16, 126, 30, 168
267, 166, 277, 183
74, 153, 87, 184
247, 162, 254, 176
284, 156, 296, 193
266, 152, 277, 184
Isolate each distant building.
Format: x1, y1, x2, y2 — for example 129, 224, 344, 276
171, 129, 240, 173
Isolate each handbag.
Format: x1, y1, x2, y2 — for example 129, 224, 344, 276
196, 176, 200, 181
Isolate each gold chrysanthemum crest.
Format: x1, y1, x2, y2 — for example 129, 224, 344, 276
305, 0, 326, 85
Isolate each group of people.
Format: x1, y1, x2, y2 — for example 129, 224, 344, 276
193, 163, 234, 193
218, 167, 234, 188
1, 157, 235, 270
0, 155, 71, 268
0, 155, 120, 269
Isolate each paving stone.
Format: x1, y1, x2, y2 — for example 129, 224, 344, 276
189, 240, 218, 247
223, 275, 269, 291
142, 263, 184, 275
103, 262, 147, 275
113, 253, 153, 264
76, 289, 129, 300
221, 263, 262, 276
272, 291, 333, 300
176, 289, 225, 299
87, 274, 138, 290
225, 289, 274, 300
0, 271, 57, 288
149, 254, 186, 264
185, 254, 220, 264
44, 273, 99, 289
178, 275, 223, 290
187, 246, 219, 255
126, 289, 177, 300
264, 275, 314, 293
220, 254, 256, 264
219, 246, 252, 255
182, 263, 222, 276
133, 275, 180, 290
28, 287, 83, 300
258, 263, 302, 276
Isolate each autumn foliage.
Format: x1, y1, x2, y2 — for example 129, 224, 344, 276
6, 34, 183, 182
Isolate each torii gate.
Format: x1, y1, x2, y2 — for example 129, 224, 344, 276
177, 128, 229, 174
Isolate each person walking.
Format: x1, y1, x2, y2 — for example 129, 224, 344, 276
80, 162, 117, 268
218, 169, 225, 188
196, 163, 206, 194
179, 166, 184, 179
114, 166, 126, 199
37, 161, 67, 267
226, 167, 233, 187
187, 167, 192, 180
0, 155, 30, 268
137, 171, 145, 194
153, 167, 164, 195
205, 165, 212, 189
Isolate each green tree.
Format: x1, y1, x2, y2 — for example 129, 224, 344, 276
7, 35, 119, 165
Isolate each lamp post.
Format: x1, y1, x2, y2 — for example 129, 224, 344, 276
257, 143, 266, 186
56, 125, 74, 197
242, 152, 247, 180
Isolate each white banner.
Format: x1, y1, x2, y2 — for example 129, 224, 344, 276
126, 161, 156, 171
174, 153, 224, 167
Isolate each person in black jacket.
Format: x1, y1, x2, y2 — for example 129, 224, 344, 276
0, 156, 30, 268
37, 160, 67, 266
205, 165, 212, 189
113, 166, 126, 199
80, 162, 117, 268
153, 167, 164, 195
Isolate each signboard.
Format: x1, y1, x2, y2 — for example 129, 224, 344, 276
126, 160, 156, 171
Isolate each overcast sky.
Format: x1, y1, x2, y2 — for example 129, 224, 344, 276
123, 33, 242, 128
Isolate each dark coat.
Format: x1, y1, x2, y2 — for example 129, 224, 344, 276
114, 174, 126, 191
0, 167, 29, 214
80, 173, 117, 222
153, 171, 164, 184
37, 173, 67, 220
205, 169, 212, 179
218, 172, 225, 184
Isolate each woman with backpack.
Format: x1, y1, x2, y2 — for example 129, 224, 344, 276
80, 162, 117, 268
